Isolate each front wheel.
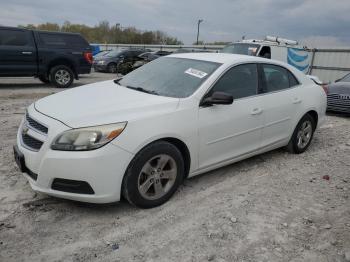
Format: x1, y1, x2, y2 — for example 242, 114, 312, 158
122, 141, 185, 208
286, 114, 316, 154
50, 65, 74, 88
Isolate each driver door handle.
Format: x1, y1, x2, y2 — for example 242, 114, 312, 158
251, 108, 263, 115
21, 51, 32, 55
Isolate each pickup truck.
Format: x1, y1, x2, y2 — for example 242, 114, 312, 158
0, 26, 92, 88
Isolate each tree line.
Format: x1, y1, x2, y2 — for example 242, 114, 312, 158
19, 21, 183, 45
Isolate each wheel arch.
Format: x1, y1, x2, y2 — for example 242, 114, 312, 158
123, 136, 192, 181
120, 136, 192, 201
287, 109, 319, 144
161, 137, 191, 178
306, 110, 318, 128
48, 58, 78, 79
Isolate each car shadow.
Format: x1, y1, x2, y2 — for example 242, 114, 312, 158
326, 111, 350, 118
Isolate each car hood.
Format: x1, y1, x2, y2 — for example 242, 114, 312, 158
34, 80, 180, 128
328, 82, 350, 94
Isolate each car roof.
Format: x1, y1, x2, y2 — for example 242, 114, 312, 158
169, 52, 271, 65
0, 26, 83, 36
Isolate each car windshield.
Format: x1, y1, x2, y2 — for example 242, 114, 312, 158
340, 73, 350, 82
221, 43, 261, 56
118, 57, 221, 98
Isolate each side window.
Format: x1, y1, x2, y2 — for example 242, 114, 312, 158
63, 35, 88, 48
209, 64, 258, 99
288, 71, 300, 87
262, 64, 290, 92
0, 29, 30, 46
39, 33, 88, 48
123, 52, 131, 59
39, 33, 66, 46
259, 46, 271, 59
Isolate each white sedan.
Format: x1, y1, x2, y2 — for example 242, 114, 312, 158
14, 53, 327, 208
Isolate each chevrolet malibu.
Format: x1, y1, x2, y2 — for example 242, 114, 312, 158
14, 53, 327, 208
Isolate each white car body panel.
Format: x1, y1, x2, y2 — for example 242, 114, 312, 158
35, 80, 180, 128
15, 53, 327, 203
198, 95, 263, 169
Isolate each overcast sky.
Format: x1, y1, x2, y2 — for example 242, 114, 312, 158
1, 0, 350, 47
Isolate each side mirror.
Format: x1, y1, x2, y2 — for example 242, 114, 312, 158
201, 91, 233, 107
335, 78, 341, 83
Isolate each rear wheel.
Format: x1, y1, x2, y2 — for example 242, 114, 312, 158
122, 141, 184, 208
286, 114, 316, 154
50, 65, 74, 88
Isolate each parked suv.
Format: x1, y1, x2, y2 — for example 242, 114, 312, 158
93, 49, 149, 74
0, 27, 92, 88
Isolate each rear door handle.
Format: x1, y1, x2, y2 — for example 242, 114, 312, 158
292, 98, 302, 104
251, 108, 263, 115
21, 51, 33, 55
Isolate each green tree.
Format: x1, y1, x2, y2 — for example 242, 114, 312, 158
19, 21, 183, 45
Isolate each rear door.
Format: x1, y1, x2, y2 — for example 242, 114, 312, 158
0, 28, 37, 76
258, 63, 303, 147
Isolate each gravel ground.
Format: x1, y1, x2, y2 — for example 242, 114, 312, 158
0, 73, 349, 262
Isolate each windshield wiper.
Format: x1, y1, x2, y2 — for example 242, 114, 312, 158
125, 85, 159, 95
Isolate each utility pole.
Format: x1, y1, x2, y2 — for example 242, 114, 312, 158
196, 19, 203, 45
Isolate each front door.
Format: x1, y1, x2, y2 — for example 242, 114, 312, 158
0, 28, 37, 76
198, 63, 264, 169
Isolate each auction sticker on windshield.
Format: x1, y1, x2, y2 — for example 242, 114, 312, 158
185, 68, 208, 79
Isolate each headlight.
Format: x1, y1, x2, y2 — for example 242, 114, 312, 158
51, 122, 127, 151
98, 60, 105, 65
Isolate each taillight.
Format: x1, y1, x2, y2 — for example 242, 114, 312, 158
321, 84, 328, 95
83, 51, 93, 64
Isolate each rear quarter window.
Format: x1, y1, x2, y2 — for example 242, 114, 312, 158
288, 71, 300, 87
39, 33, 89, 48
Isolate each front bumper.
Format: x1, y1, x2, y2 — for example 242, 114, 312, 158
16, 105, 134, 203
327, 94, 350, 113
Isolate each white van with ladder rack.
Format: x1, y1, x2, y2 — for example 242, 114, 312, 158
221, 36, 312, 74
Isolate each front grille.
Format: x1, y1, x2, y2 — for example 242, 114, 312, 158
327, 94, 350, 112
26, 114, 48, 134
21, 134, 43, 151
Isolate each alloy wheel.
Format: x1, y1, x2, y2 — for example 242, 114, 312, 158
54, 70, 71, 85
137, 154, 177, 200
297, 120, 313, 149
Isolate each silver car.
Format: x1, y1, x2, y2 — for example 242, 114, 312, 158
327, 73, 350, 114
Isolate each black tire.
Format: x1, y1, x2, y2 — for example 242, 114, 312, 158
107, 63, 117, 73
286, 114, 316, 154
122, 141, 185, 208
49, 65, 74, 88
38, 75, 50, 84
